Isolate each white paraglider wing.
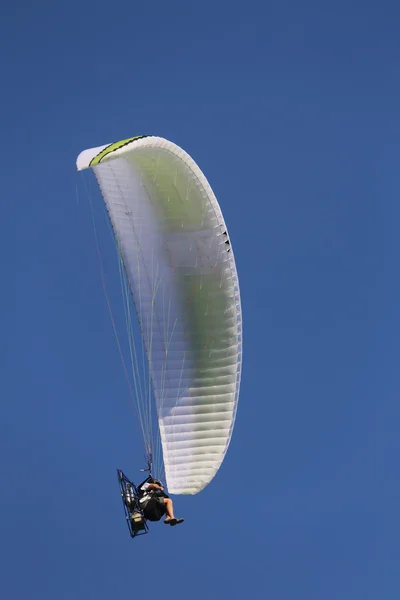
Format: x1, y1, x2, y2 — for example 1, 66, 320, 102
77, 136, 242, 494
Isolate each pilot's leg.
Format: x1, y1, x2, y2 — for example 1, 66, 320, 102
164, 497, 175, 520
163, 498, 184, 525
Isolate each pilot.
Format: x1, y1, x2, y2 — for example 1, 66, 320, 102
138, 478, 184, 526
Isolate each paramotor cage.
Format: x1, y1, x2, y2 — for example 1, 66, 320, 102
117, 469, 149, 538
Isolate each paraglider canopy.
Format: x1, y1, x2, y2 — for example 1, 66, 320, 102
77, 136, 242, 495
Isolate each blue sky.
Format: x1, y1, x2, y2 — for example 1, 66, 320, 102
2, 1, 398, 598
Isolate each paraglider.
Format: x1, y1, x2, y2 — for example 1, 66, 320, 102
77, 135, 242, 537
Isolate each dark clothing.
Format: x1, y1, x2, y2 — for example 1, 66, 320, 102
141, 495, 166, 521
138, 480, 168, 522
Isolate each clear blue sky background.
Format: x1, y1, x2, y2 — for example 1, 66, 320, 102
1, 1, 397, 598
